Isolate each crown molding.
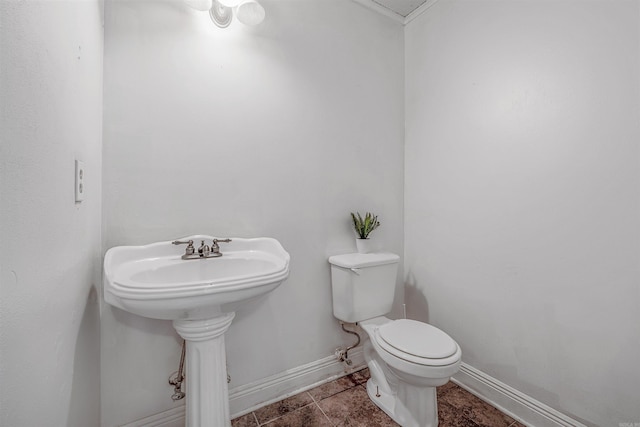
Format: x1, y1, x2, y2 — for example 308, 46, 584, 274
403, 0, 440, 25
351, 0, 406, 24
352, 0, 441, 25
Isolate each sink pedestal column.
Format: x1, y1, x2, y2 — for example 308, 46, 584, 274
173, 313, 236, 427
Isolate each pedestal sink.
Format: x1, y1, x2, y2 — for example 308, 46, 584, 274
104, 235, 290, 427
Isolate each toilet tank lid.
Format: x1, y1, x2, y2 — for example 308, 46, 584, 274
328, 252, 399, 269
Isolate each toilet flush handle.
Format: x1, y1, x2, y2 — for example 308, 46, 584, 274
350, 268, 361, 276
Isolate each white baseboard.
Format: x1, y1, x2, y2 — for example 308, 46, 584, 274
121, 347, 365, 427
122, 355, 589, 427
120, 406, 185, 427
453, 363, 588, 427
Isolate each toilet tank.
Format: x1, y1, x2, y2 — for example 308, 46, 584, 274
328, 252, 400, 323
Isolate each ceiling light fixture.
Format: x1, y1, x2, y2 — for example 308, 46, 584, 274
209, 1, 233, 28
236, 0, 265, 26
184, 0, 265, 28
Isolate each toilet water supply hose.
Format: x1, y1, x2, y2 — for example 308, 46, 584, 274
337, 304, 406, 366
168, 340, 186, 401
339, 322, 361, 365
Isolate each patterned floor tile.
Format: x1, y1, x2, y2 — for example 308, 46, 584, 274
346, 367, 370, 385
262, 403, 332, 427
254, 392, 314, 424
308, 375, 358, 401
438, 400, 482, 427
233, 368, 518, 427
439, 385, 515, 427
317, 385, 399, 427
231, 412, 259, 427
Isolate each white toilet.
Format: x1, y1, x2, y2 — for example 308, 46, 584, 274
329, 252, 461, 427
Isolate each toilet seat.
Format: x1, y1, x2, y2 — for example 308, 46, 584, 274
374, 319, 460, 367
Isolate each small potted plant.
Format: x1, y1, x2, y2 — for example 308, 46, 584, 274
351, 212, 380, 253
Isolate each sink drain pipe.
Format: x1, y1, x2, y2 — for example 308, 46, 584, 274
168, 340, 186, 401
336, 322, 360, 366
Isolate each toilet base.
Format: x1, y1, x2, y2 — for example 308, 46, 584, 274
366, 376, 439, 427
366, 378, 396, 420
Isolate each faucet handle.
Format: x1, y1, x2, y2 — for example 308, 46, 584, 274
172, 239, 195, 256
172, 239, 193, 245
211, 238, 232, 254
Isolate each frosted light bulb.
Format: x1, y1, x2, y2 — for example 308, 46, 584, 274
183, 0, 213, 11
236, 0, 265, 26
218, 0, 242, 7
210, 1, 232, 28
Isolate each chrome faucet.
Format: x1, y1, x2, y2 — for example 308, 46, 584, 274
172, 238, 232, 260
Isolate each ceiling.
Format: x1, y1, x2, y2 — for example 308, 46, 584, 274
353, 0, 436, 24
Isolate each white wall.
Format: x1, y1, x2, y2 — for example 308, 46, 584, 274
405, 1, 640, 426
0, 1, 103, 426
101, 1, 404, 425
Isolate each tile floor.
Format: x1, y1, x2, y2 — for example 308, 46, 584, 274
231, 368, 525, 427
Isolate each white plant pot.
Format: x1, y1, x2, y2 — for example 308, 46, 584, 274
356, 238, 373, 254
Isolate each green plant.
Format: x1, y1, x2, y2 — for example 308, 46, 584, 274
350, 212, 380, 239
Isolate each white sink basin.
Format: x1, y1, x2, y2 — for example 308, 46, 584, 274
104, 236, 290, 426
104, 236, 290, 320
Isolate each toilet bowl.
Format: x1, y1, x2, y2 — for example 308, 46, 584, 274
360, 316, 461, 427
328, 252, 462, 427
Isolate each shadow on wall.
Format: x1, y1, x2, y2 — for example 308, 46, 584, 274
404, 270, 430, 323
67, 285, 100, 427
